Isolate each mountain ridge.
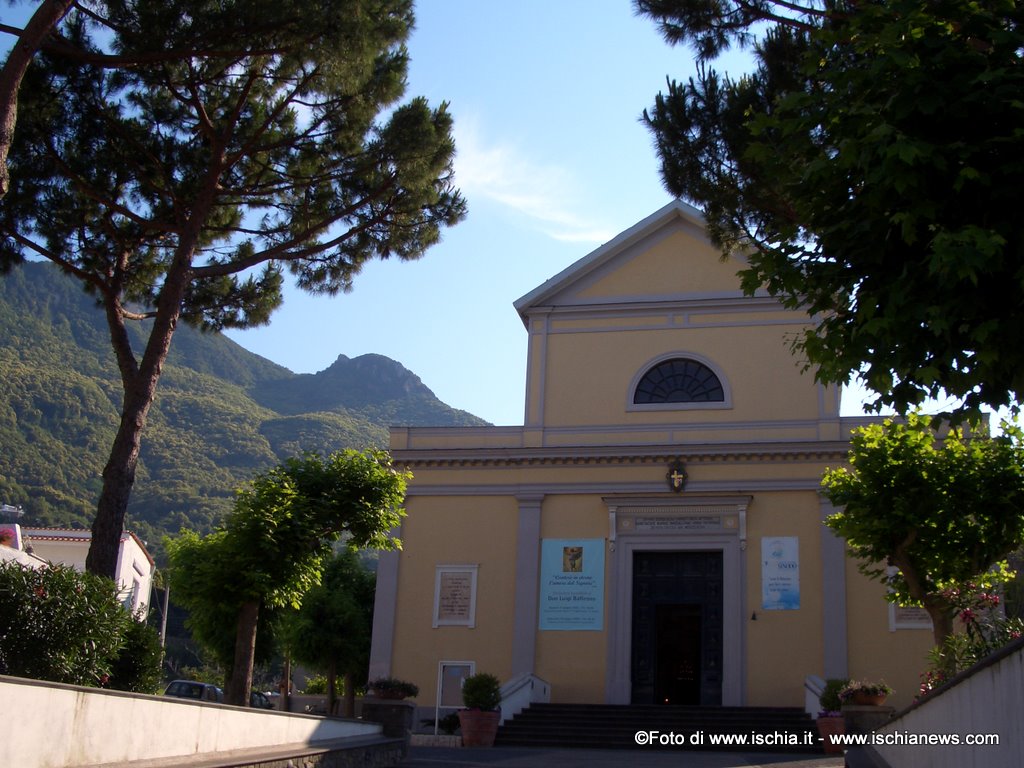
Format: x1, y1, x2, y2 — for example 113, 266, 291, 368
0, 261, 486, 558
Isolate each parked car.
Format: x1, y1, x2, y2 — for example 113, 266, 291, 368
164, 680, 224, 703
250, 690, 275, 709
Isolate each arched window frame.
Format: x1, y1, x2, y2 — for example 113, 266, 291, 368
627, 352, 733, 412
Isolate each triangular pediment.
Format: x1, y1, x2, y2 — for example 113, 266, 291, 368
514, 199, 749, 323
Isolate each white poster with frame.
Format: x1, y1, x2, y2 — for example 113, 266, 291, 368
761, 536, 800, 610
538, 539, 605, 630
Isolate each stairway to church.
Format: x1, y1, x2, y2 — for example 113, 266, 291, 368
495, 703, 823, 752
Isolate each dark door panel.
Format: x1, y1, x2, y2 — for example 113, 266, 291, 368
631, 551, 723, 706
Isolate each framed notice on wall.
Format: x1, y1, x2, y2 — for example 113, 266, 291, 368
538, 539, 605, 631
761, 536, 800, 610
885, 568, 933, 630
432, 565, 478, 628
889, 604, 933, 631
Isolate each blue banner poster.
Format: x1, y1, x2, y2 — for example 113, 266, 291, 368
538, 539, 605, 630
761, 536, 800, 610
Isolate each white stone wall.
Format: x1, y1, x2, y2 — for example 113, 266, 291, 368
0, 676, 382, 768
868, 643, 1023, 768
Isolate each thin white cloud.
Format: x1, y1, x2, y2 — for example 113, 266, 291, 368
452, 116, 615, 244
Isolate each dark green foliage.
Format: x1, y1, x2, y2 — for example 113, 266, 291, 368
435, 712, 461, 735
290, 548, 377, 712
0, 261, 485, 558
106, 615, 165, 694
461, 672, 502, 711
290, 549, 376, 676
368, 677, 419, 698
0, 560, 130, 686
167, 449, 409, 705
638, 0, 1024, 418
160, 531, 285, 672
303, 673, 329, 695
819, 678, 849, 713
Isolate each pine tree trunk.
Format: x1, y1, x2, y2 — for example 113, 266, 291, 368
85, 254, 194, 578
86, 391, 153, 577
85, 306, 181, 578
0, 0, 75, 198
226, 599, 260, 706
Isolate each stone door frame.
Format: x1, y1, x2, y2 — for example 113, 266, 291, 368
604, 496, 751, 706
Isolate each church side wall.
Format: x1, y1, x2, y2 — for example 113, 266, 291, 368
388, 494, 519, 702
533, 494, 609, 704
743, 491, 825, 707
845, 558, 935, 710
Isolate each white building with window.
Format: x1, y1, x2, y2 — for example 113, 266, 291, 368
2, 524, 155, 617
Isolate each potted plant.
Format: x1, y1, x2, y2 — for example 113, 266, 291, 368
840, 680, 893, 706
816, 678, 848, 754
362, 678, 420, 756
457, 672, 502, 747
368, 677, 420, 700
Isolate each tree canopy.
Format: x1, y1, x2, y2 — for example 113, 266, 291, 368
287, 547, 376, 717
0, 0, 76, 199
167, 449, 409, 706
637, 0, 1024, 418
0, 0, 465, 579
823, 414, 1024, 647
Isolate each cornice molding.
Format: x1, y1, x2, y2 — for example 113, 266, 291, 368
393, 441, 850, 470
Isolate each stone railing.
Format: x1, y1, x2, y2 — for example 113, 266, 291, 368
498, 673, 551, 725
804, 674, 826, 716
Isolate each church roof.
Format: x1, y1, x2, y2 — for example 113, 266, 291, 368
513, 198, 709, 325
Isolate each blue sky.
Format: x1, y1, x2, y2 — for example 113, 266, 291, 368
225, 0, 879, 425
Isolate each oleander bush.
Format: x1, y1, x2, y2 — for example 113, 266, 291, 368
0, 560, 161, 691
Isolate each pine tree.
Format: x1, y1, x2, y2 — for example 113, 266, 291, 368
1, 0, 465, 577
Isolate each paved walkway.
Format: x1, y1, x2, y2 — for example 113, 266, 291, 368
401, 746, 845, 768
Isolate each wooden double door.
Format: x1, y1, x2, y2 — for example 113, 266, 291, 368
630, 551, 723, 706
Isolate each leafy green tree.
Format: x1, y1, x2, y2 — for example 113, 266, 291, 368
167, 449, 408, 706
637, 0, 1024, 418
287, 548, 375, 717
823, 414, 1024, 647
106, 613, 165, 693
0, 560, 131, 685
162, 529, 280, 675
0, 0, 465, 580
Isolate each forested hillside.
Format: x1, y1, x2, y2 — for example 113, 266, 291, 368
0, 262, 485, 558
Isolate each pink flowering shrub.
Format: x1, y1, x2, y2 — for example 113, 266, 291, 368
919, 582, 1024, 698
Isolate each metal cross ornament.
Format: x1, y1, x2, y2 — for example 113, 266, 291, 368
667, 460, 688, 493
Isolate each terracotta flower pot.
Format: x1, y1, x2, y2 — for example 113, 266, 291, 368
458, 709, 500, 747
816, 715, 845, 754
373, 689, 408, 700
851, 692, 887, 706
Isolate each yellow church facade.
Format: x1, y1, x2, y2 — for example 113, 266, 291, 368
369, 200, 932, 714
